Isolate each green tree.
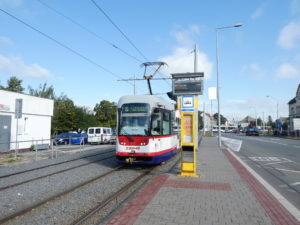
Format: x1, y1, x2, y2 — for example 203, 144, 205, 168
282, 121, 288, 130
51, 94, 77, 134
28, 83, 55, 99
257, 117, 262, 126
198, 111, 203, 130
267, 115, 274, 128
75, 106, 98, 132
5, 76, 24, 93
94, 100, 117, 128
213, 113, 227, 125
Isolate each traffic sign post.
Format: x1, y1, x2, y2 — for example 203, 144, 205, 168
172, 73, 204, 177
14, 99, 23, 159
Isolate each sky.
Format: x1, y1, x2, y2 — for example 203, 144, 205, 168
0, 0, 299, 123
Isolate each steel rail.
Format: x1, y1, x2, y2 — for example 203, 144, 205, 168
0, 165, 124, 224
0, 154, 115, 191
71, 156, 181, 225
0, 149, 115, 179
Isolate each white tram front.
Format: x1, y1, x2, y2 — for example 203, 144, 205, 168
116, 95, 179, 164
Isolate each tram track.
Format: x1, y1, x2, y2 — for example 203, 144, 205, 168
0, 153, 115, 191
71, 155, 181, 225
0, 149, 115, 179
0, 153, 180, 225
0, 164, 124, 224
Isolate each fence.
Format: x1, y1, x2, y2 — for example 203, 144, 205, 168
0, 138, 88, 161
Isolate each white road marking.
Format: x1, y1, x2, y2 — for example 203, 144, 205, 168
290, 182, 300, 186
263, 158, 293, 166
275, 168, 300, 174
228, 149, 300, 222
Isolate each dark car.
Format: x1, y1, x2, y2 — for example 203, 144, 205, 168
71, 133, 88, 144
54, 133, 76, 145
280, 131, 288, 136
245, 128, 260, 136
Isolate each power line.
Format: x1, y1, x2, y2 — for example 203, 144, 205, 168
0, 7, 144, 92
91, 0, 172, 88
90, 0, 149, 62
36, 0, 143, 64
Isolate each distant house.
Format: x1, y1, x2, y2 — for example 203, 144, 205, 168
203, 113, 216, 132
288, 84, 300, 136
240, 116, 256, 128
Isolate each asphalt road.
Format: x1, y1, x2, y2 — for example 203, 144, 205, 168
222, 133, 300, 210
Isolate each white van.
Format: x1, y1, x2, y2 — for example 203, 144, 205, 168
87, 127, 112, 144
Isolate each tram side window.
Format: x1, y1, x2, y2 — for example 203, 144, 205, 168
162, 111, 171, 135
151, 108, 162, 135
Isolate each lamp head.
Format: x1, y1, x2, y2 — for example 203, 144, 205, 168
234, 24, 243, 27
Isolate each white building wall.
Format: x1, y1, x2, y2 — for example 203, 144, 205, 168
0, 90, 53, 152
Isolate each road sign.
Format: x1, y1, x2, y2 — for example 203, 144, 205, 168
15, 99, 23, 119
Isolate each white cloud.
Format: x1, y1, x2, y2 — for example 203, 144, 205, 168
159, 26, 213, 79
0, 55, 52, 78
291, 0, 300, 15
241, 63, 265, 80
251, 4, 266, 20
275, 63, 299, 79
277, 21, 300, 49
222, 98, 288, 121
0, 36, 13, 46
0, 0, 22, 7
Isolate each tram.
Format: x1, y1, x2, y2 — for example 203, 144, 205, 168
116, 95, 179, 164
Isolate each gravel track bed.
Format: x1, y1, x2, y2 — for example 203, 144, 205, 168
0, 153, 117, 217
0, 145, 115, 176
4, 168, 144, 225
0, 150, 180, 225
0, 150, 114, 190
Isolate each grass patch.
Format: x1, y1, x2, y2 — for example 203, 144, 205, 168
203, 133, 214, 137
0, 155, 24, 164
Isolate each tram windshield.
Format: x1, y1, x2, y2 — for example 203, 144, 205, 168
119, 103, 150, 136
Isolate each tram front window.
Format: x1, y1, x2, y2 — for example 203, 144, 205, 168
119, 103, 150, 136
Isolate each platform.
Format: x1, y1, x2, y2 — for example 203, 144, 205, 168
106, 137, 300, 225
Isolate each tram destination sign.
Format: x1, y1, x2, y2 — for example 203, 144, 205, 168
171, 72, 204, 96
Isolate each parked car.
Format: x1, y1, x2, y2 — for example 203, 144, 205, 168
245, 127, 260, 136
280, 131, 288, 136
71, 133, 88, 144
87, 127, 112, 144
110, 129, 117, 144
54, 132, 76, 145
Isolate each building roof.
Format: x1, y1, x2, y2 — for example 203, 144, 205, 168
288, 84, 300, 104
240, 116, 256, 123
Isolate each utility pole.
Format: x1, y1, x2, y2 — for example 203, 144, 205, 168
194, 44, 198, 73
133, 74, 136, 95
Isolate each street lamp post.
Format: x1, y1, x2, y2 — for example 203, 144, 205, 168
216, 24, 242, 148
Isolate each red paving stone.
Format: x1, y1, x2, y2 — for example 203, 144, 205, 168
106, 174, 169, 225
163, 180, 231, 191
223, 149, 300, 225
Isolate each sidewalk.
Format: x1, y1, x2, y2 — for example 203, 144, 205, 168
106, 137, 300, 225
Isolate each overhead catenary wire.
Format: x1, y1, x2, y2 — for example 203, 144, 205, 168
90, 0, 171, 87
35, 0, 143, 64
90, 0, 149, 62
0, 7, 144, 92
